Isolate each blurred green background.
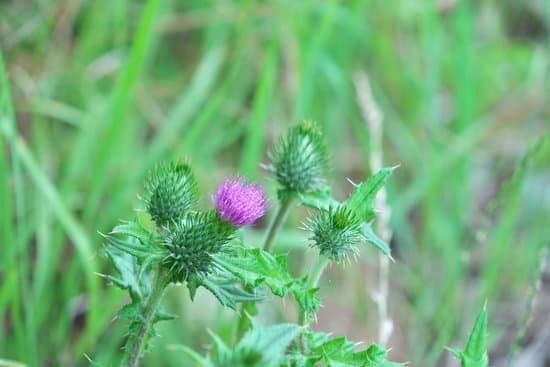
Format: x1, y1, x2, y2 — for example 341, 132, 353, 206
1, 0, 549, 366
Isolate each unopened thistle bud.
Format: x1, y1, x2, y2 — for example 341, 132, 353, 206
269, 121, 329, 200
144, 162, 198, 227
162, 212, 233, 283
213, 177, 268, 227
306, 205, 363, 262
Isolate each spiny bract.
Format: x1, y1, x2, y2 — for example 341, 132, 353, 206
144, 162, 198, 227
161, 211, 234, 282
307, 205, 363, 262
270, 121, 329, 199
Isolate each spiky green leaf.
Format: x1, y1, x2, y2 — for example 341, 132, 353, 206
450, 306, 489, 367
187, 271, 266, 310
103, 246, 151, 300
296, 331, 404, 367
298, 187, 339, 211
293, 279, 321, 315
345, 167, 395, 222
213, 248, 295, 297
210, 321, 302, 367
360, 223, 393, 261
103, 246, 171, 356
213, 247, 319, 313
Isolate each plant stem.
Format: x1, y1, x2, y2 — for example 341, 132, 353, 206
298, 256, 330, 354
122, 268, 168, 367
263, 196, 294, 252
299, 255, 330, 327
234, 196, 294, 342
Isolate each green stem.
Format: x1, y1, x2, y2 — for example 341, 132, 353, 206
122, 268, 168, 367
263, 196, 294, 252
299, 255, 330, 326
298, 255, 330, 353
235, 196, 294, 342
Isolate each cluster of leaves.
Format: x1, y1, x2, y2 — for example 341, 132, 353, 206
175, 305, 489, 367
102, 215, 322, 343
102, 245, 172, 355
179, 321, 404, 367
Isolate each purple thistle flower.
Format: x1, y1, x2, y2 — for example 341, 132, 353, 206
213, 177, 268, 227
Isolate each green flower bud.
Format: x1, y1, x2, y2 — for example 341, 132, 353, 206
306, 205, 363, 262
269, 121, 329, 200
144, 162, 198, 227
161, 211, 234, 283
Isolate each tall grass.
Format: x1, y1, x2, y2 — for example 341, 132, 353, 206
1, 1, 549, 366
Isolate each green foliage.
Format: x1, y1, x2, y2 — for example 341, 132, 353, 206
100, 220, 166, 282
144, 162, 198, 227
212, 322, 302, 367
102, 247, 172, 358
291, 331, 404, 367
213, 247, 320, 314
179, 322, 302, 367
360, 223, 393, 261
187, 271, 266, 311
268, 121, 329, 200
298, 187, 340, 211
345, 167, 395, 222
450, 306, 489, 367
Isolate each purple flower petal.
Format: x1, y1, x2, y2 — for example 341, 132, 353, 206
213, 177, 268, 227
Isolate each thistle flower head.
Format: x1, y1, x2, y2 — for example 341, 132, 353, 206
144, 162, 198, 227
213, 177, 268, 227
269, 121, 329, 199
306, 205, 363, 262
162, 212, 234, 282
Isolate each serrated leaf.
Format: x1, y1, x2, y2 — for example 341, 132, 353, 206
103, 247, 149, 301
117, 302, 143, 321
210, 321, 302, 367
190, 271, 266, 310
299, 187, 339, 211
213, 247, 319, 313
213, 248, 295, 297
293, 278, 321, 315
101, 219, 165, 264
360, 223, 393, 261
154, 308, 176, 322
111, 220, 157, 246
345, 167, 395, 222
363, 344, 404, 367
301, 331, 403, 367
101, 233, 153, 259
451, 306, 489, 367
104, 245, 171, 358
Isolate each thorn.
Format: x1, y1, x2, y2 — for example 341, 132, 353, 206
345, 177, 358, 186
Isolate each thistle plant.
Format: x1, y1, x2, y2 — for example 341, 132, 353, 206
102, 121, 488, 367
262, 121, 329, 252
269, 121, 329, 200
144, 162, 198, 227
